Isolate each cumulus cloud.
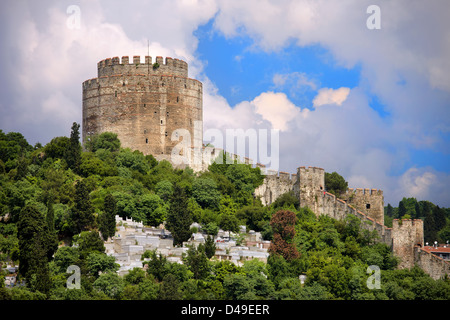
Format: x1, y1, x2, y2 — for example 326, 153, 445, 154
252, 92, 301, 131
312, 87, 351, 107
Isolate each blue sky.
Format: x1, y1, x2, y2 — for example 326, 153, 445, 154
0, 0, 449, 207
195, 20, 362, 109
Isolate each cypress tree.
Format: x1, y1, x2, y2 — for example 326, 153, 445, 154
166, 184, 193, 246
398, 200, 407, 219
45, 194, 59, 261
17, 204, 52, 293
71, 179, 95, 234
66, 122, 81, 173
99, 193, 117, 240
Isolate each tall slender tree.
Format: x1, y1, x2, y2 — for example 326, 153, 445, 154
45, 194, 58, 260
71, 179, 95, 234
166, 184, 193, 246
99, 193, 117, 240
66, 122, 81, 173
17, 204, 52, 293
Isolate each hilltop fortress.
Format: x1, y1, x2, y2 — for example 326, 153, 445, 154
82, 55, 203, 170
82, 56, 449, 280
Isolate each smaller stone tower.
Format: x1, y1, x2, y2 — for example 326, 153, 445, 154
341, 188, 384, 225
298, 166, 325, 214
392, 219, 424, 269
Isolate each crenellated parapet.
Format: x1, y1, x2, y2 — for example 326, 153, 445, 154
97, 55, 188, 78
342, 187, 384, 225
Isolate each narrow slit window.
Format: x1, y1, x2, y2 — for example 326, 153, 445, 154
161, 120, 163, 125
115, 91, 117, 97
145, 138, 148, 144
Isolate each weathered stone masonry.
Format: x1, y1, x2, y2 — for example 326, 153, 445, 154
82, 55, 202, 167
254, 166, 449, 279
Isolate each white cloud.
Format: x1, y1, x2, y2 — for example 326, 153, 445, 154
312, 87, 351, 107
272, 72, 317, 90
252, 92, 301, 132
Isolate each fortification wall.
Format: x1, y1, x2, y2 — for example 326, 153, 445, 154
254, 171, 297, 206
414, 247, 450, 280
298, 166, 325, 213
392, 219, 424, 269
341, 188, 384, 225
254, 166, 392, 246
315, 190, 392, 246
82, 55, 202, 164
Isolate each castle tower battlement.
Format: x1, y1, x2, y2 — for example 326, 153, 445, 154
82, 55, 202, 166
392, 219, 424, 269
97, 56, 188, 78
341, 187, 384, 225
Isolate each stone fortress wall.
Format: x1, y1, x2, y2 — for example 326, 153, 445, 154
254, 166, 449, 280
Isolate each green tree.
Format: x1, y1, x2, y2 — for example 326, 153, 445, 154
86, 132, 121, 153
139, 193, 166, 227
139, 276, 159, 300
166, 184, 193, 246
204, 235, 216, 259
158, 273, 182, 300
53, 246, 80, 274
398, 200, 407, 218
70, 179, 96, 234
87, 252, 119, 278
183, 245, 210, 279
99, 193, 117, 240
192, 177, 221, 209
66, 122, 81, 173
144, 250, 169, 282
155, 180, 173, 202
17, 204, 52, 294
45, 196, 59, 261
93, 272, 124, 299
424, 209, 437, 244
271, 191, 300, 210
75, 230, 105, 258
325, 172, 348, 196
433, 206, 447, 232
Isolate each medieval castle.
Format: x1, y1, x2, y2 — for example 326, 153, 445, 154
82, 55, 449, 280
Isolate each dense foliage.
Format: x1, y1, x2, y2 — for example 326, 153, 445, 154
0, 125, 449, 300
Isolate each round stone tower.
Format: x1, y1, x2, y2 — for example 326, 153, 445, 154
82, 55, 203, 165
